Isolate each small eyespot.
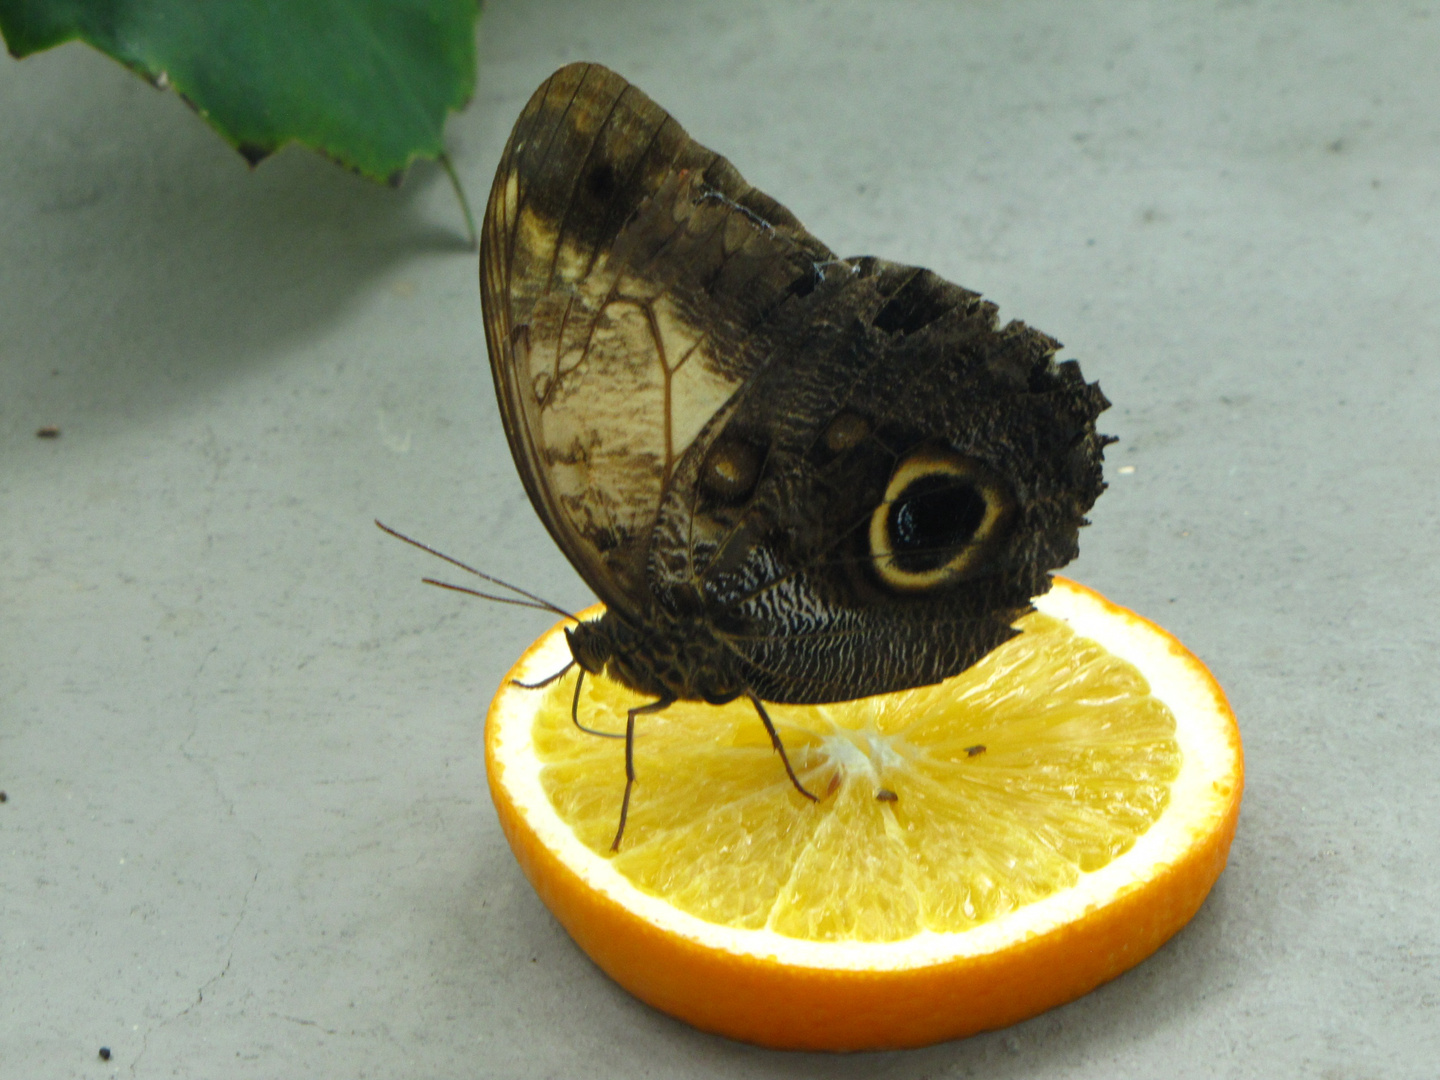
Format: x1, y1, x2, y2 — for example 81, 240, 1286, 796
872, 269, 954, 336
511, 323, 532, 366
700, 438, 764, 501
823, 412, 870, 453
868, 447, 1015, 592
787, 263, 822, 299
586, 162, 617, 200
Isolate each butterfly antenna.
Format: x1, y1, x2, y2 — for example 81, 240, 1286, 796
419, 578, 572, 614
375, 520, 578, 622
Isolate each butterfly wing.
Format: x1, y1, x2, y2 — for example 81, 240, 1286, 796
480, 62, 834, 613
484, 63, 1110, 706
649, 258, 1111, 704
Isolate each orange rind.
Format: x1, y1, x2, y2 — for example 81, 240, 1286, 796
485, 578, 1242, 1050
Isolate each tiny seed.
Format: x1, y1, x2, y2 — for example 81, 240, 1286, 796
36, 426, 60, 438
98, 1047, 112, 1061
875, 789, 898, 802
965, 745, 987, 757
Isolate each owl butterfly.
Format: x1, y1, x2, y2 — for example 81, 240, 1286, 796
481, 63, 1110, 849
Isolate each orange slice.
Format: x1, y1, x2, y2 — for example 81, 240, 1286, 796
485, 577, 1242, 1050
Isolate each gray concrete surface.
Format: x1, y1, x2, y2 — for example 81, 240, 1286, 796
3, 1, 1438, 1075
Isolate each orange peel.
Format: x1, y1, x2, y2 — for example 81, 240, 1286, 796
485, 578, 1242, 1050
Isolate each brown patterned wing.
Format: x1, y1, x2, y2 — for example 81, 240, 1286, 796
480, 62, 835, 613
647, 258, 1112, 704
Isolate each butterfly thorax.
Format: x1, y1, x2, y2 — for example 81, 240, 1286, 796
565, 610, 743, 706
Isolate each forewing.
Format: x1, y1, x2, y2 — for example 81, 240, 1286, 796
481, 62, 834, 612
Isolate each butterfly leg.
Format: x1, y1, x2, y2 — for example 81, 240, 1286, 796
612, 695, 676, 852
746, 692, 819, 802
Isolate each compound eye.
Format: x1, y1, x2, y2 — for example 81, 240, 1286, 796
868, 447, 1016, 591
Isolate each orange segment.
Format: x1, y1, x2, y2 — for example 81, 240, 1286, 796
486, 578, 1243, 1050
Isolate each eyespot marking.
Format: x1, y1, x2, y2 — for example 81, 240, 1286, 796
587, 161, 618, 201
700, 438, 764, 502
823, 412, 870, 453
868, 446, 1015, 592
873, 269, 955, 336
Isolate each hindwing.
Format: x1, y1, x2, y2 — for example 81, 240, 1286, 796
648, 259, 1109, 703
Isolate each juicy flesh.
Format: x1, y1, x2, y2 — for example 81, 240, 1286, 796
531, 613, 1181, 943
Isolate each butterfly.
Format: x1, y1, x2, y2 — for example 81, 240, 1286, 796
478, 63, 1110, 849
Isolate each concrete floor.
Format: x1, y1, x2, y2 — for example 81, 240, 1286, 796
4, 1, 1438, 1076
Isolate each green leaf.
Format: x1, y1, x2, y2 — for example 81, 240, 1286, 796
0, 0, 480, 181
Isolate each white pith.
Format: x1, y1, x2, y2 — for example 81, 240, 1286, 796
488, 579, 1240, 973
820, 726, 908, 780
